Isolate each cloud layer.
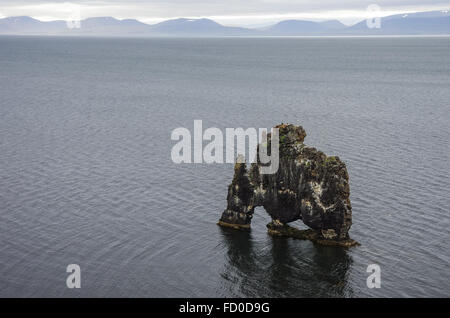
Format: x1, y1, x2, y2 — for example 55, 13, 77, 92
1, 0, 450, 25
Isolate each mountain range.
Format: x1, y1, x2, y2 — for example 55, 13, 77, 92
0, 10, 449, 36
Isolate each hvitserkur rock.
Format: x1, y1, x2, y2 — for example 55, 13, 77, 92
218, 123, 359, 247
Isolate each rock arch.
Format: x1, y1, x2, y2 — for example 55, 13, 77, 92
218, 124, 359, 247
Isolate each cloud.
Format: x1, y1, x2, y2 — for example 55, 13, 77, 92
1, 0, 449, 25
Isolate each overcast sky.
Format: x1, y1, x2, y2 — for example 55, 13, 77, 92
0, 0, 449, 26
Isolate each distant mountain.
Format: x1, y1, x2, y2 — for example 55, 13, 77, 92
319, 20, 347, 30
149, 18, 257, 36
0, 16, 256, 36
69, 17, 152, 35
0, 16, 65, 34
385, 10, 449, 19
348, 10, 450, 34
0, 16, 153, 36
266, 19, 346, 35
0, 11, 449, 36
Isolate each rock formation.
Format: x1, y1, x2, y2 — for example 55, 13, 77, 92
218, 124, 359, 247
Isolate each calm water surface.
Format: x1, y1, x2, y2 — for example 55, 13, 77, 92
0, 36, 449, 297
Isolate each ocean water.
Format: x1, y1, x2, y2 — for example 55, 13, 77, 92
0, 36, 449, 297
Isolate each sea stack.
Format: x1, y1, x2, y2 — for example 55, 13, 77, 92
218, 123, 359, 247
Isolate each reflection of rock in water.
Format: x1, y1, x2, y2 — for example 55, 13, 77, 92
219, 123, 359, 247
219, 226, 353, 297
310, 245, 354, 297
218, 227, 258, 296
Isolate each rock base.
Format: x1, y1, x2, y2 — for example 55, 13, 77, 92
218, 220, 360, 247
217, 220, 251, 230
266, 221, 360, 247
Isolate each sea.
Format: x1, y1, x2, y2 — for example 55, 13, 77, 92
0, 36, 449, 297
